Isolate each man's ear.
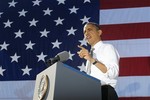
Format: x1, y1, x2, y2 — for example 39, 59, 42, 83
98, 30, 102, 36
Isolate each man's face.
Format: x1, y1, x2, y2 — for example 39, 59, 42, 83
83, 24, 101, 46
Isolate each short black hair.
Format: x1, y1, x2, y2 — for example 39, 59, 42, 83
85, 22, 100, 30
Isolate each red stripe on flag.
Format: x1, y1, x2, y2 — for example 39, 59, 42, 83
119, 57, 150, 76
100, 0, 150, 9
101, 23, 150, 40
119, 97, 150, 100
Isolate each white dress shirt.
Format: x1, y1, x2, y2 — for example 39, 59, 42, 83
86, 41, 120, 88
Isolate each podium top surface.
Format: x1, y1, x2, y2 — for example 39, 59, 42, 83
63, 63, 100, 82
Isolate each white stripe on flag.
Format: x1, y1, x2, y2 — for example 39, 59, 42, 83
1, 76, 150, 99
116, 76, 150, 97
104, 38, 150, 58
100, 7, 150, 25
0, 81, 35, 100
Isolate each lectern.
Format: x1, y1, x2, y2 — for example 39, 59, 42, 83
33, 62, 101, 100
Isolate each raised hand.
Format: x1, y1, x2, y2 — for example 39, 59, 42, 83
77, 45, 92, 61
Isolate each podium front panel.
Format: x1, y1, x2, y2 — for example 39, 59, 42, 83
33, 62, 101, 100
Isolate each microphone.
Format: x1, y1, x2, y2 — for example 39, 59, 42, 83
45, 51, 69, 67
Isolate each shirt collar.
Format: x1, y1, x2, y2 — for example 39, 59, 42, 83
92, 41, 103, 51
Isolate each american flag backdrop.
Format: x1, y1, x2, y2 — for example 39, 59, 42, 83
0, 0, 150, 100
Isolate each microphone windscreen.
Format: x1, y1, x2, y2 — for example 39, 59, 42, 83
57, 51, 69, 62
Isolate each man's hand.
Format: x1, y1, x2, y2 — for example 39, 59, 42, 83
77, 45, 92, 61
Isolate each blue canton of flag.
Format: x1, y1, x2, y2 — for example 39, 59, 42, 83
0, 0, 99, 81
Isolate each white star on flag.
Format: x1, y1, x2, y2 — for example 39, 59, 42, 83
3, 19, 13, 28
0, 66, 6, 76
67, 27, 77, 36
10, 53, 21, 63
32, 0, 42, 6
0, 41, 9, 50
68, 51, 75, 60
54, 17, 64, 26
8, 0, 18, 7
25, 41, 35, 50
0, 12, 3, 18
43, 8, 53, 16
21, 65, 32, 76
57, 0, 66, 5
37, 52, 47, 62
18, 9, 28, 17
51, 39, 62, 49
69, 6, 79, 14
84, 0, 91, 3
77, 63, 86, 72
14, 29, 24, 38
80, 16, 90, 24
29, 18, 38, 27
79, 38, 87, 46
40, 29, 50, 37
